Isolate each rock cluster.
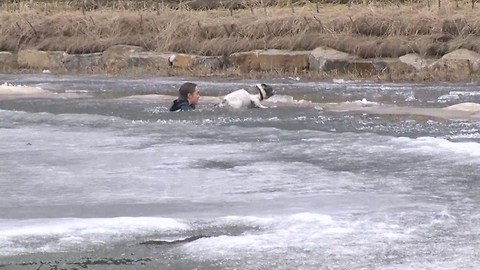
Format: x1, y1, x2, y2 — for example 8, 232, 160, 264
1, 45, 479, 78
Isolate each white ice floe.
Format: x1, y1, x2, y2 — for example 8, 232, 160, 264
181, 212, 410, 260
0, 82, 50, 95
443, 102, 480, 112
0, 217, 190, 255
392, 136, 480, 159
266, 95, 295, 104
345, 98, 379, 107
0, 82, 93, 100
332, 79, 352, 84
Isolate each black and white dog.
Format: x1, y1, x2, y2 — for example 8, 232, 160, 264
217, 83, 275, 109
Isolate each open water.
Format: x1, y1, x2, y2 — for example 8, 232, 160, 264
0, 74, 479, 269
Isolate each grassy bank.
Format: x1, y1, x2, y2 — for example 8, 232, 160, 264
1, 1, 479, 57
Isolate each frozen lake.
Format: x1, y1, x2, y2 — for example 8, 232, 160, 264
0, 74, 479, 269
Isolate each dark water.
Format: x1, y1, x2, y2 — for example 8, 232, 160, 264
0, 74, 479, 269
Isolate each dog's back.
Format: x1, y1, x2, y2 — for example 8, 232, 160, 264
219, 89, 254, 109
218, 84, 275, 109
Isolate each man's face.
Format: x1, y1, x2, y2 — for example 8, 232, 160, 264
188, 87, 200, 106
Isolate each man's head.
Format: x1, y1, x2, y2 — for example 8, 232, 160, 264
179, 82, 200, 106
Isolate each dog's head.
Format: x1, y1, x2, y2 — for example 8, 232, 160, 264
255, 83, 275, 100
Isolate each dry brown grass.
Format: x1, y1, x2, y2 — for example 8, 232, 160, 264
1, 1, 480, 59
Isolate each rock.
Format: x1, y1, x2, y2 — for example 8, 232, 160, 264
426, 49, 480, 76
0, 52, 18, 72
373, 58, 416, 74
63, 52, 103, 71
169, 54, 224, 70
127, 52, 173, 69
102, 45, 145, 69
343, 59, 376, 75
228, 50, 262, 72
257, 49, 310, 72
229, 50, 309, 73
431, 59, 471, 75
194, 56, 224, 70
439, 49, 480, 73
309, 46, 358, 72
168, 53, 195, 68
399, 53, 435, 70
17, 50, 65, 70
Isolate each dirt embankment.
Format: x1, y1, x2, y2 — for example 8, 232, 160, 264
1, 1, 480, 81
2, 1, 480, 56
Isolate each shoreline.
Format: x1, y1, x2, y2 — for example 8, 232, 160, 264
2, 46, 480, 83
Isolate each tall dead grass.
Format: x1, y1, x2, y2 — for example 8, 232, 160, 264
1, 1, 480, 58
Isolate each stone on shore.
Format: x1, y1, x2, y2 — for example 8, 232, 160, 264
6, 45, 480, 79
229, 50, 262, 72
437, 49, 480, 73
0, 52, 18, 72
102, 45, 145, 69
372, 58, 416, 74
17, 50, 65, 70
309, 46, 358, 72
399, 53, 436, 70
343, 59, 377, 75
229, 49, 309, 72
194, 56, 224, 70
127, 52, 173, 69
169, 54, 224, 70
431, 59, 471, 75
257, 49, 310, 72
63, 53, 103, 71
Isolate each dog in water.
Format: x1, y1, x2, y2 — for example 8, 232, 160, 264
217, 83, 275, 109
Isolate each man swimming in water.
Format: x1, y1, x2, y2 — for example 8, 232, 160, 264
169, 82, 200, 112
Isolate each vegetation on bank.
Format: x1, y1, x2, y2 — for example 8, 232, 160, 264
1, 0, 479, 59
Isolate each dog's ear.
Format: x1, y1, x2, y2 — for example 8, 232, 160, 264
261, 84, 275, 97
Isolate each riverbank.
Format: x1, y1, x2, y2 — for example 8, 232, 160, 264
1, 1, 480, 81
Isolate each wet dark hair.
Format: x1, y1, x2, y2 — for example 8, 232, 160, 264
178, 82, 198, 99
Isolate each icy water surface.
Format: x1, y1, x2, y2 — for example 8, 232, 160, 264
0, 74, 479, 269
